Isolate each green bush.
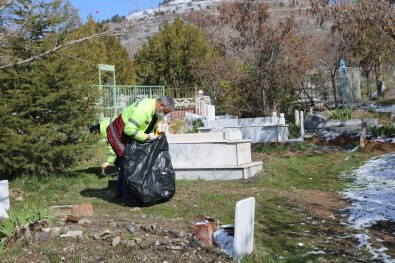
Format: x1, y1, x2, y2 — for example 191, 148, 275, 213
288, 123, 301, 139
369, 124, 395, 137
0, 204, 51, 255
191, 119, 203, 133
326, 108, 353, 120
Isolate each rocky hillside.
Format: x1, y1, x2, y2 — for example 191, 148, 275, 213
114, 0, 326, 59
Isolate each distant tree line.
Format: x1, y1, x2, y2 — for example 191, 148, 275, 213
101, 14, 127, 24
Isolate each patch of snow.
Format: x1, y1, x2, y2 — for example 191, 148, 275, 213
356, 233, 393, 262
340, 152, 395, 261
375, 105, 395, 113
372, 138, 395, 144
363, 102, 395, 113
319, 131, 342, 141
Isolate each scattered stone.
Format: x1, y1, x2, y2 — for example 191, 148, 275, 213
60, 230, 83, 238
37, 232, 50, 242
142, 224, 157, 232
121, 240, 137, 248
140, 214, 147, 219
112, 236, 121, 247
131, 207, 141, 211
159, 239, 172, 245
126, 223, 137, 233
45, 227, 61, 238
60, 227, 70, 235
153, 228, 161, 235
71, 204, 94, 217
138, 237, 156, 249
92, 233, 101, 240
95, 229, 111, 239
166, 245, 183, 250
133, 237, 142, 244
66, 216, 80, 223
77, 219, 92, 225
49, 205, 73, 217
41, 228, 51, 233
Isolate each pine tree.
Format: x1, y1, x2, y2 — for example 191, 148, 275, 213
0, 1, 135, 178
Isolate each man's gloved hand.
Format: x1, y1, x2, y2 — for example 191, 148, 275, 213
154, 129, 162, 136
101, 162, 111, 170
147, 133, 158, 142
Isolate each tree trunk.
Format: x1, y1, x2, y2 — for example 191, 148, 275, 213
376, 56, 383, 98
367, 75, 371, 99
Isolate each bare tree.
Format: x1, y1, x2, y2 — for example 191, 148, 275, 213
0, 0, 13, 12
311, 0, 395, 98
188, 0, 309, 117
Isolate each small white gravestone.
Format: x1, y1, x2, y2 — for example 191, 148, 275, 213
0, 180, 10, 220
300, 111, 304, 137
234, 197, 255, 263
206, 105, 216, 120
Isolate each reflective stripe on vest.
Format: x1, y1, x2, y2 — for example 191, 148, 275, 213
109, 122, 125, 154
128, 118, 139, 128
106, 114, 126, 156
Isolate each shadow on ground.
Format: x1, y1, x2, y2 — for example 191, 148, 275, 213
80, 186, 146, 207
79, 175, 162, 208
73, 166, 120, 178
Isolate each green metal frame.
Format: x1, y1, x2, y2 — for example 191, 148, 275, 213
92, 84, 165, 121
98, 64, 116, 121
94, 64, 164, 121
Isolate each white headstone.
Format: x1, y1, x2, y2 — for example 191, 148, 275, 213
234, 197, 255, 263
0, 180, 10, 220
279, 113, 285, 125
206, 105, 216, 120
295, 110, 300, 126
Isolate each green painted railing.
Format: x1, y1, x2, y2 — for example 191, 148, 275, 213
90, 85, 164, 121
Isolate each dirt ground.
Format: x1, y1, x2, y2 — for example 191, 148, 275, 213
307, 134, 395, 154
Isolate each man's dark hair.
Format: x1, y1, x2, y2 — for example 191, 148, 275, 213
158, 96, 175, 110
90, 124, 100, 134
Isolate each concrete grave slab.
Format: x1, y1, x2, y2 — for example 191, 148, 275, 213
202, 117, 289, 143
167, 131, 262, 180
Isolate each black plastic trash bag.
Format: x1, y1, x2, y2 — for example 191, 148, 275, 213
123, 133, 175, 205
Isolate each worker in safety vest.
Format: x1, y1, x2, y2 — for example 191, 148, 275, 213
90, 116, 118, 172
107, 96, 175, 201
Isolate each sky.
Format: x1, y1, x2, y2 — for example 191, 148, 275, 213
68, 0, 162, 22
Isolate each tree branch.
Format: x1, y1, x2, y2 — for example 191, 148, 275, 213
0, 0, 13, 12
0, 30, 113, 70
